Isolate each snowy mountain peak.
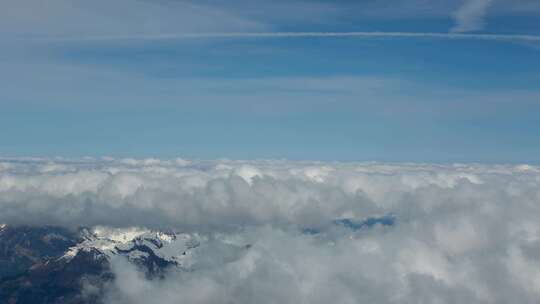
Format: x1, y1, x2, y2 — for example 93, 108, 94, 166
63, 226, 202, 270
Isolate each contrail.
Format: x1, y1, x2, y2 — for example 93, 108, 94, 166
36, 31, 540, 43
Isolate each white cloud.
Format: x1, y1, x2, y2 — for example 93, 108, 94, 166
29, 31, 540, 43
0, 158, 537, 230
451, 0, 494, 33
3, 158, 540, 302
0, 0, 267, 39
3, 0, 539, 44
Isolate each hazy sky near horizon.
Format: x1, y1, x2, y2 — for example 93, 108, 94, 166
1, 0, 540, 162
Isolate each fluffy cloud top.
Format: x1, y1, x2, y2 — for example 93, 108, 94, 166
2, 157, 540, 303
2, 157, 529, 230
0, 158, 538, 231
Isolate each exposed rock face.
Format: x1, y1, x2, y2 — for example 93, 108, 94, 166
0, 226, 79, 280
0, 248, 111, 304
0, 226, 111, 303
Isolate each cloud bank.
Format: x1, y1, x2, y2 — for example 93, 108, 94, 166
1, 157, 535, 230
2, 158, 540, 303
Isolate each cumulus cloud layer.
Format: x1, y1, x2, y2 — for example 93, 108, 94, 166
1, 157, 524, 230
2, 158, 540, 302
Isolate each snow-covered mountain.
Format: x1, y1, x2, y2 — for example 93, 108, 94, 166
64, 226, 253, 273
0, 225, 251, 303
0, 216, 394, 303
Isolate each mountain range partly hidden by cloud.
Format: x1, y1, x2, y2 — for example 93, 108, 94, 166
1, 157, 540, 303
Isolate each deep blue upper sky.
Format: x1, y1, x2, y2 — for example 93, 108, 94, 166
1, 0, 540, 163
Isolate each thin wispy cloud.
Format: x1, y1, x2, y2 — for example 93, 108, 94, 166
451, 0, 494, 33
33, 31, 540, 43
2, 0, 540, 162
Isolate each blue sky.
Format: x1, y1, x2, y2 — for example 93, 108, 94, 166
1, 0, 540, 162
